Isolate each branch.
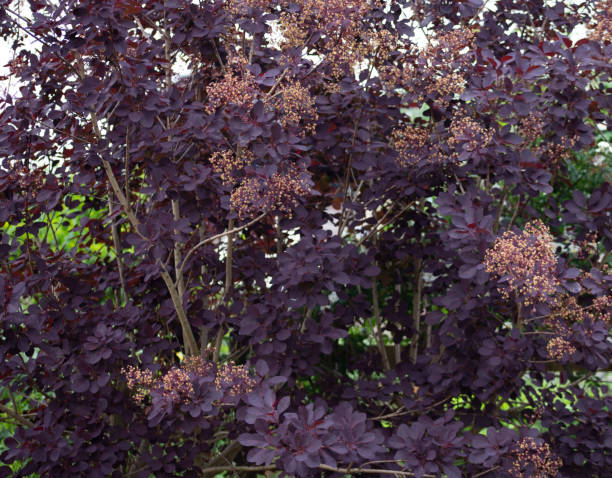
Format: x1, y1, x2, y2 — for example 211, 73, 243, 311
372, 274, 391, 371
158, 265, 199, 356
213, 217, 234, 363
108, 185, 127, 305
178, 212, 266, 279
318, 464, 435, 477
74, 50, 200, 355
472, 466, 500, 478
369, 395, 453, 421
172, 199, 192, 352
507, 194, 522, 231
356, 200, 415, 249
0, 403, 34, 428
196, 463, 434, 477
3, 8, 78, 76
337, 110, 364, 238
409, 257, 423, 363
73, 51, 142, 234
493, 183, 508, 234
199, 465, 276, 474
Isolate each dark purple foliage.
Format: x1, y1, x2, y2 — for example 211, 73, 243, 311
0, 0, 611, 476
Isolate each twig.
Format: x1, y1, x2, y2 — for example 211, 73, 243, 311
369, 395, 453, 421
409, 258, 423, 363
178, 213, 266, 279
372, 273, 391, 371
318, 464, 435, 477
0, 403, 34, 428
337, 110, 365, 238
108, 185, 127, 305
158, 264, 199, 356
356, 200, 415, 248
472, 466, 500, 478
493, 184, 508, 233
267, 68, 289, 97
213, 217, 234, 363
125, 126, 130, 202
563, 371, 595, 389
199, 465, 276, 474
507, 195, 522, 230
211, 39, 225, 70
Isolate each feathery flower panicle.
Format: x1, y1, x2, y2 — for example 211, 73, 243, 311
122, 365, 157, 403
434, 28, 475, 54
484, 220, 559, 305
363, 29, 399, 61
269, 80, 318, 135
391, 125, 429, 167
210, 149, 254, 186
380, 27, 473, 103
520, 112, 545, 144
182, 355, 214, 376
538, 136, 577, 166
7, 56, 27, 76
230, 177, 265, 220
577, 231, 599, 259
278, 12, 309, 50
448, 114, 494, 153
205, 59, 258, 114
9, 165, 45, 199
225, 0, 271, 16
549, 293, 612, 325
230, 171, 309, 220
542, 293, 612, 361
296, 0, 374, 33
123, 355, 256, 409
509, 437, 562, 478
588, 0, 612, 43
278, 0, 383, 76
215, 361, 256, 397
123, 356, 213, 407
160, 366, 194, 404
267, 171, 310, 216
427, 72, 466, 105
592, 294, 612, 323
519, 112, 577, 164
548, 294, 582, 325
546, 336, 577, 361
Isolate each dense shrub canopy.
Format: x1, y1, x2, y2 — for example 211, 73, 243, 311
0, 0, 611, 476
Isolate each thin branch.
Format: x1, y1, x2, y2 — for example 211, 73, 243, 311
125, 126, 130, 203
3, 8, 78, 75
108, 185, 127, 305
210, 38, 225, 70
507, 194, 522, 231
493, 183, 508, 234
178, 212, 266, 279
563, 371, 596, 389
356, 200, 415, 249
372, 274, 391, 371
0, 403, 34, 428
472, 466, 500, 478
172, 198, 192, 352
318, 464, 434, 477
369, 395, 453, 421
213, 217, 234, 363
409, 257, 423, 363
337, 110, 364, 238
158, 264, 199, 356
196, 463, 434, 477
267, 67, 289, 97
44, 211, 62, 252
199, 465, 277, 474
